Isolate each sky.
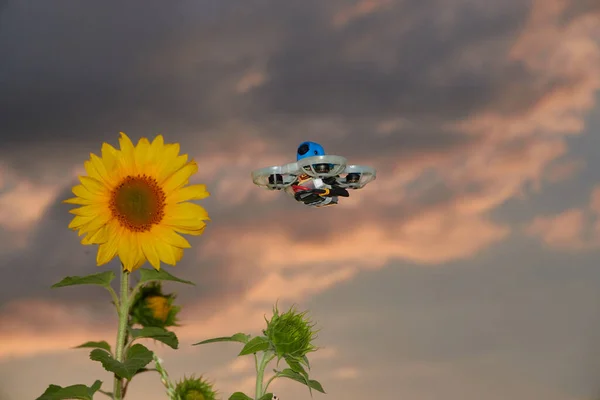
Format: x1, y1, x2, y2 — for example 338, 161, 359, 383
0, 0, 600, 399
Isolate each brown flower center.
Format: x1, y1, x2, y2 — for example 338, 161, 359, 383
110, 174, 166, 232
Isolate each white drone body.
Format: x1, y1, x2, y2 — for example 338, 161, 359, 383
251, 155, 376, 203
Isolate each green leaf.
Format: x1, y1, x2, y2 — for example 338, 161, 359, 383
228, 393, 253, 400
192, 333, 251, 346
258, 394, 274, 400
239, 336, 270, 356
89, 380, 102, 393
138, 268, 195, 285
73, 341, 111, 353
285, 355, 308, 377
130, 327, 179, 349
52, 271, 115, 289
35, 380, 103, 400
278, 368, 326, 394
90, 344, 153, 380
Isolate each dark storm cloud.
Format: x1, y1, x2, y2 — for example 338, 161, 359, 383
560, 0, 600, 23
246, 0, 535, 120
0, 0, 276, 180
0, 0, 544, 184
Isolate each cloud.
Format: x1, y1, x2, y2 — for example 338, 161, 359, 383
332, 0, 392, 27
331, 366, 360, 380
526, 185, 600, 250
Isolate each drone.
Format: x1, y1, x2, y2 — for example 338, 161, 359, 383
251, 141, 376, 208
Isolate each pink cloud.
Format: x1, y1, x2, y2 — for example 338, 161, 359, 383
525, 185, 600, 250
0, 180, 59, 232
236, 70, 267, 93
332, 0, 392, 27
543, 158, 585, 183
331, 366, 360, 380
526, 208, 588, 250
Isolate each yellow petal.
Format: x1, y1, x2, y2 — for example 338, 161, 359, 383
117, 232, 146, 272
97, 242, 118, 265
83, 160, 105, 186
150, 139, 178, 176
76, 214, 110, 234
101, 142, 119, 172
161, 161, 198, 193
134, 137, 151, 170
63, 197, 94, 205
173, 223, 207, 236
130, 239, 147, 271
68, 215, 95, 230
68, 204, 108, 217
81, 225, 108, 245
131, 257, 147, 271
79, 176, 109, 196
119, 132, 135, 154
148, 135, 165, 162
116, 132, 136, 176
166, 184, 210, 203
173, 247, 184, 262
151, 225, 191, 249
156, 150, 187, 183
72, 184, 99, 200
140, 232, 161, 270
164, 202, 209, 222
90, 153, 115, 186
117, 231, 135, 271
97, 223, 120, 265
155, 241, 177, 265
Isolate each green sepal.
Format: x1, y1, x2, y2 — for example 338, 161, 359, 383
138, 268, 195, 285
89, 344, 153, 380
278, 368, 326, 395
52, 271, 115, 289
228, 392, 253, 400
35, 380, 103, 400
130, 327, 179, 349
302, 354, 311, 370
238, 336, 270, 356
258, 394, 274, 400
73, 341, 111, 353
192, 333, 251, 346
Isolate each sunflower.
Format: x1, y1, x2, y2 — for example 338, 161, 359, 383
64, 132, 210, 272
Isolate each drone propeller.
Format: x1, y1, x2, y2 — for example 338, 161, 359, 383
296, 155, 347, 178
251, 162, 299, 190
336, 164, 377, 189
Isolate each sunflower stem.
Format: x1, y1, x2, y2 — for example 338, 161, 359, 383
113, 267, 131, 400
255, 352, 275, 399
255, 352, 265, 400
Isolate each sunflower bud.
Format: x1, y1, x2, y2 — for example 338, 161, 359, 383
264, 304, 318, 360
174, 375, 217, 400
129, 282, 180, 328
